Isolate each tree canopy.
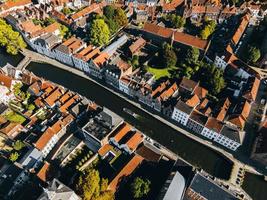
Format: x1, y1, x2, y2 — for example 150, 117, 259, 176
165, 14, 186, 29
12, 140, 25, 151
131, 177, 151, 199
162, 42, 177, 68
0, 19, 26, 55
200, 20, 216, 40
76, 169, 114, 200
89, 19, 110, 46
185, 47, 200, 64
247, 45, 261, 63
103, 5, 128, 35
9, 152, 19, 162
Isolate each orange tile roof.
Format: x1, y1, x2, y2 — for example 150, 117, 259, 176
50, 10, 73, 25
98, 144, 113, 157
228, 115, 246, 129
93, 52, 109, 68
71, 3, 102, 21
126, 131, 144, 151
37, 162, 51, 182
44, 87, 65, 107
50, 114, 74, 133
179, 77, 198, 92
59, 91, 73, 104
0, 0, 32, 11
42, 22, 60, 34
186, 94, 200, 107
232, 14, 250, 45
160, 82, 178, 100
194, 86, 208, 99
243, 77, 260, 102
143, 23, 209, 50
108, 155, 144, 191
74, 45, 94, 61
113, 123, 132, 143
59, 95, 79, 113
35, 127, 55, 151
20, 21, 42, 34
0, 73, 13, 88
162, 0, 184, 11
216, 98, 231, 121
205, 117, 224, 133
129, 37, 146, 54
0, 122, 23, 138
240, 100, 251, 120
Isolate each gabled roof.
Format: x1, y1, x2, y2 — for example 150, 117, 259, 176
205, 117, 224, 133
179, 77, 199, 93
143, 23, 209, 50
112, 122, 132, 143
0, 73, 13, 88
44, 87, 65, 107
125, 131, 144, 151
232, 14, 250, 46
71, 3, 102, 21
108, 155, 144, 191
186, 94, 200, 108
129, 37, 146, 54
242, 77, 260, 102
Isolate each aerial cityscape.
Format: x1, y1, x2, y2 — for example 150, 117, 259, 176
0, 0, 267, 199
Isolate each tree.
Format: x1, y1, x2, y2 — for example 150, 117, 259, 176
62, 7, 72, 15
12, 140, 25, 151
9, 152, 19, 162
89, 19, 110, 46
103, 5, 116, 19
200, 20, 216, 39
185, 47, 199, 64
60, 24, 71, 39
247, 46, 261, 63
131, 177, 151, 199
27, 104, 36, 111
0, 19, 26, 55
114, 8, 128, 27
200, 64, 225, 95
76, 169, 114, 200
162, 43, 177, 68
131, 55, 139, 69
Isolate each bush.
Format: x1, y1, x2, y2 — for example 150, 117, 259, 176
131, 177, 151, 199
9, 152, 19, 162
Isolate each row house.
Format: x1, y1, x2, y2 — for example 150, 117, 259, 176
104, 54, 133, 88
128, 37, 146, 56
0, 0, 32, 16
54, 36, 86, 66
171, 100, 194, 126
242, 76, 260, 103
34, 114, 74, 157
227, 100, 251, 130
110, 122, 144, 154
143, 22, 209, 52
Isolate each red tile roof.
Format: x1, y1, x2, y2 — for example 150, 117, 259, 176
35, 127, 55, 151
243, 77, 260, 102
108, 155, 144, 191
143, 23, 209, 50
232, 14, 250, 46
161, 0, 184, 11
71, 3, 102, 21
0, 73, 13, 88
205, 117, 224, 133
37, 162, 51, 182
125, 131, 144, 151
0, 0, 32, 12
113, 123, 132, 143
44, 87, 65, 107
129, 37, 146, 54
186, 94, 200, 107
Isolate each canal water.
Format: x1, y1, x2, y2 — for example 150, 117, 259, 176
0, 49, 24, 67
26, 62, 233, 179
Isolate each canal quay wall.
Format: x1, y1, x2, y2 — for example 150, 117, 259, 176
21, 49, 262, 177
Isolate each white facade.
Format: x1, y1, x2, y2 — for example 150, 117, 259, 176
201, 127, 219, 140
213, 134, 240, 151
72, 57, 91, 73
54, 49, 75, 66
171, 108, 190, 126
41, 134, 59, 157
119, 79, 130, 95
214, 56, 227, 71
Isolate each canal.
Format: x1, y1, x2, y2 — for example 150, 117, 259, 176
26, 62, 233, 179
0, 49, 24, 67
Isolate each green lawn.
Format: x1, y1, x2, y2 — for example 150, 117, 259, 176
146, 66, 176, 80
4, 111, 26, 124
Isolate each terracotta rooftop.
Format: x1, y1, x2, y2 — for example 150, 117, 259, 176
205, 117, 224, 133
113, 122, 132, 143
71, 3, 102, 21
179, 77, 198, 93
216, 98, 231, 121
125, 131, 144, 151
44, 87, 65, 107
98, 144, 113, 157
20, 21, 42, 34
189, 110, 208, 125
186, 94, 200, 107
228, 115, 246, 129
108, 154, 144, 191
93, 52, 109, 68
0, 73, 13, 88
0, 0, 32, 12
74, 45, 94, 61
194, 86, 208, 99
35, 127, 55, 151
129, 37, 146, 54
161, 0, 184, 11
243, 77, 260, 102
59, 95, 79, 113
0, 122, 23, 138
37, 162, 52, 182
159, 82, 178, 100
232, 14, 250, 46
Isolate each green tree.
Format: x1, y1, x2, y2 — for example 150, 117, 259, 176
62, 7, 72, 15
0, 19, 26, 55
103, 5, 116, 19
131, 55, 139, 69
247, 46, 261, 63
76, 169, 114, 200
12, 140, 25, 151
162, 43, 177, 68
114, 8, 128, 27
89, 19, 110, 46
131, 177, 151, 199
9, 152, 19, 162
200, 20, 216, 39
44, 17, 56, 26
185, 47, 199, 64
60, 24, 71, 39
27, 104, 35, 111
